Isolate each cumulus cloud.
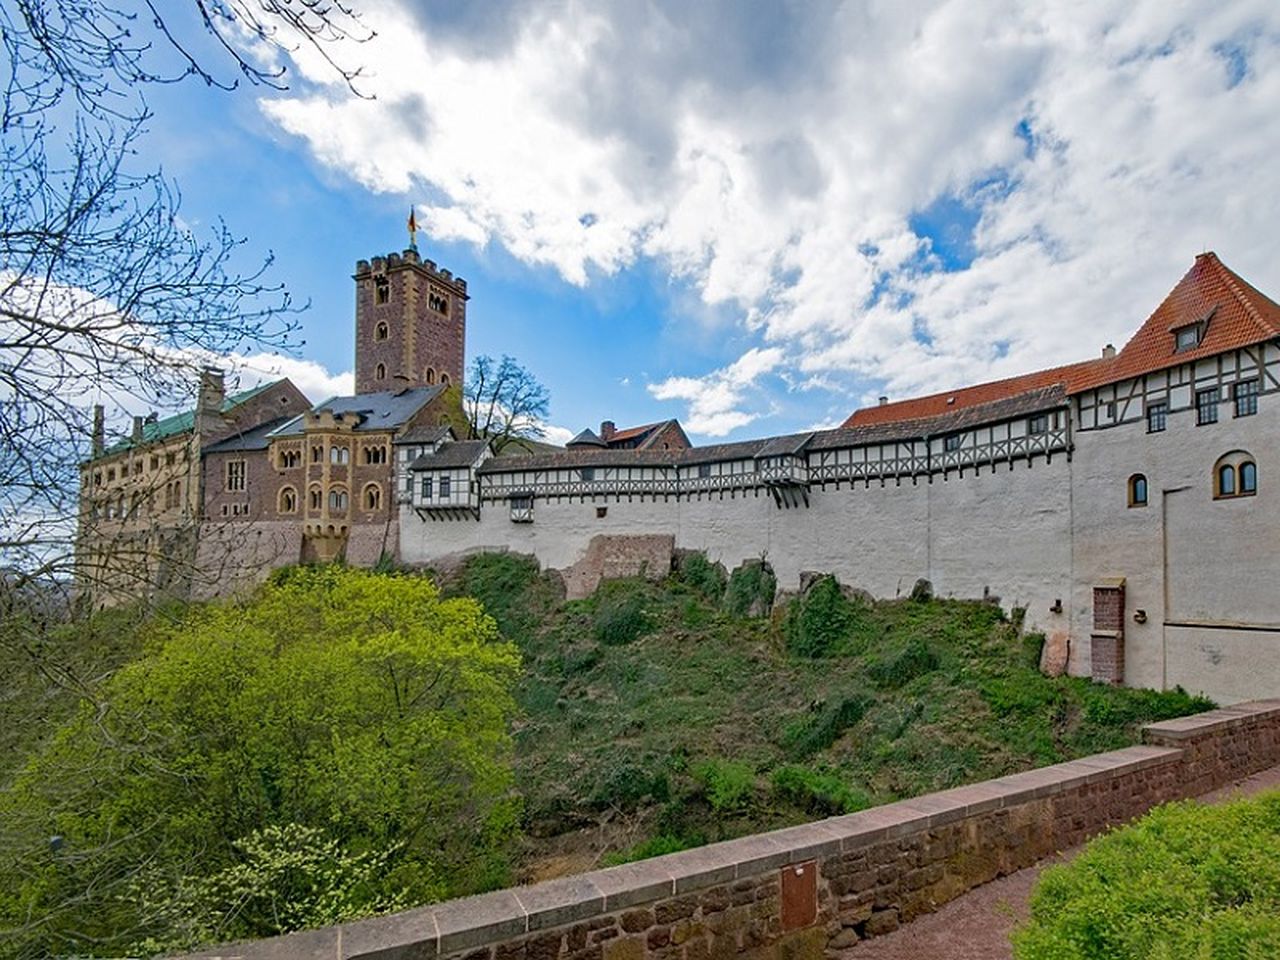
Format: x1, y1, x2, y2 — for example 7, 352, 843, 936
262, 0, 1280, 431
228, 354, 353, 402
648, 346, 783, 435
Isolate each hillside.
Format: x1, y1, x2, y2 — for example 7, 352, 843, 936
438, 553, 1213, 877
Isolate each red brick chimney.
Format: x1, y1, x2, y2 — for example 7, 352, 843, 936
600, 420, 616, 441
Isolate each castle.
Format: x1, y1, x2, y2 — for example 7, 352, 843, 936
78, 247, 1280, 705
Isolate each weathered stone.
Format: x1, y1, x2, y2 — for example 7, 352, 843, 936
619, 910, 653, 934
865, 909, 899, 937
647, 927, 670, 949
700, 887, 731, 915
827, 928, 860, 950
526, 932, 564, 960
654, 896, 699, 925
1040, 630, 1069, 677
601, 936, 644, 960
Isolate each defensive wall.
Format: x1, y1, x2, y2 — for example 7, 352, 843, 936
182, 699, 1280, 960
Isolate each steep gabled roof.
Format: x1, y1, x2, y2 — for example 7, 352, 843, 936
409, 440, 490, 470
269, 385, 444, 438
1078, 251, 1280, 389
843, 253, 1280, 428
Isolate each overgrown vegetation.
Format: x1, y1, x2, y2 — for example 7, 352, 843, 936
438, 552, 1212, 873
0, 554, 1215, 953
1014, 791, 1280, 959
0, 567, 520, 958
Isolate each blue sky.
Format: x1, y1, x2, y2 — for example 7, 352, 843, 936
134, 1, 1280, 444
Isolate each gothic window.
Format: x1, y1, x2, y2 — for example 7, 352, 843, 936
1146, 402, 1167, 433
279, 486, 297, 514
1214, 451, 1257, 500
1196, 388, 1219, 425
375, 363, 386, 381
1234, 379, 1259, 418
278, 449, 301, 469
363, 444, 387, 465
426, 367, 436, 384
226, 460, 246, 492
440, 374, 451, 387
311, 445, 323, 463
375, 283, 389, 305
329, 488, 349, 512
330, 445, 350, 465
1128, 474, 1148, 507
363, 483, 382, 510
309, 485, 322, 510
375, 321, 389, 341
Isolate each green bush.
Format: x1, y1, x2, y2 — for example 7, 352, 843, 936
590, 761, 671, 811
451, 552, 544, 645
678, 552, 727, 603
593, 583, 654, 646
602, 833, 706, 866
781, 576, 874, 658
867, 636, 940, 689
979, 675, 1067, 718
781, 694, 869, 759
1014, 791, 1280, 959
770, 765, 870, 816
724, 560, 776, 617
691, 758, 756, 814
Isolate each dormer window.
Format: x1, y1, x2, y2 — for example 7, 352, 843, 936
1172, 305, 1215, 354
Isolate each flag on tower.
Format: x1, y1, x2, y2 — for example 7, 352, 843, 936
407, 207, 418, 249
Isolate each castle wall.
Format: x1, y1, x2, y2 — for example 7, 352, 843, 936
399, 452, 1076, 644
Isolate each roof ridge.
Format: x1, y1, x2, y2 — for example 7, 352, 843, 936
1204, 252, 1276, 338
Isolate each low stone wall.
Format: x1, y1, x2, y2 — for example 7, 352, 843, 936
182, 700, 1280, 960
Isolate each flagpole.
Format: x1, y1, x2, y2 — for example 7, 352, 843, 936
407, 207, 419, 252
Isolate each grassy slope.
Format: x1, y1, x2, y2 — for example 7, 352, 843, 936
441, 554, 1213, 873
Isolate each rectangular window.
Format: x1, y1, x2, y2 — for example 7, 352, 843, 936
697, 463, 712, 478
440, 475, 451, 498
1146, 402, 1167, 433
943, 434, 961, 453
420, 476, 433, 500
1028, 414, 1048, 436
1196, 388, 1219, 425
1234, 379, 1259, 418
1175, 326, 1200, 352
226, 460, 246, 492
580, 467, 595, 481
510, 495, 533, 523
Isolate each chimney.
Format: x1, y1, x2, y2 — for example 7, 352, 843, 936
600, 420, 616, 441
878, 396, 889, 407
198, 367, 226, 412
91, 405, 105, 458
1102, 343, 1116, 360
132, 415, 143, 443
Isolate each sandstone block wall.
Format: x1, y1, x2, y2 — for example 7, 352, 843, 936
181, 700, 1280, 960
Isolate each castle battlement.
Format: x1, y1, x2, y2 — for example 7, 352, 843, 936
354, 250, 467, 294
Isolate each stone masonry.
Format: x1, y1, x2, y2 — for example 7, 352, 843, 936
181, 699, 1280, 960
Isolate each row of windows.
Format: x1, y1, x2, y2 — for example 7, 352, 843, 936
92, 450, 182, 485
419, 475, 452, 499
1146, 379, 1259, 432
276, 483, 383, 514
89, 480, 185, 521
371, 361, 452, 387
1127, 451, 1258, 507
371, 286, 450, 312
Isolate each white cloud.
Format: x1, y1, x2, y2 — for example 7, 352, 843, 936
648, 346, 783, 435
262, 0, 1280, 430
541, 424, 575, 446
228, 353, 353, 402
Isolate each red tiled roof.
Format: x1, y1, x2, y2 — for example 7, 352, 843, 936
843, 357, 1109, 428
843, 253, 1280, 428
609, 421, 664, 443
1076, 251, 1280, 390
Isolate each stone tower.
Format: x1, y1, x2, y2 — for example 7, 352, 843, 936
353, 248, 468, 395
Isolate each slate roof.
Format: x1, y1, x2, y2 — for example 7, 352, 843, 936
269, 386, 444, 438
843, 253, 1280, 429
409, 440, 490, 471
567, 429, 606, 447
102, 380, 285, 455
201, 416, 297, 454
394, 424, 454, 446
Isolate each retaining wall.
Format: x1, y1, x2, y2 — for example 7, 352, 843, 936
182, 700, 1280, 960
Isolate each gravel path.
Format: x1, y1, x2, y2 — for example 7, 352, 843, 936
837, 763, 1280, 960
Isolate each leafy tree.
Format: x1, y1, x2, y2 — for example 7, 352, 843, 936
462, 354, 552, 453
0, 566, 521, 957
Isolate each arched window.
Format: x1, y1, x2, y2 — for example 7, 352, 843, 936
1128, 474, 1148, 507
375, 321, 389, 340
1214, 451, 1257, 500
425, 367, 436, 384
309, 485, 322, 510
329, 488, 349, 512
440, 374, 451, 387
330, 445, 349, 465
363, 483, 382, 510
375, 362, 386, 381
279, 486, 297, 514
